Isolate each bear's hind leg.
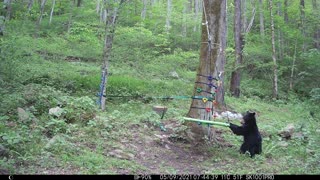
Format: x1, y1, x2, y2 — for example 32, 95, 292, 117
257, 143, 262, 154
249, 147, 256, 158
240, 143, 248, 154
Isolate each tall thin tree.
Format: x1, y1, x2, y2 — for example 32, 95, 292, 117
259, 0, 265, 36
284, 0, 289, 23
99, 0, 126, 111
67, 0, 75, 33
242, 0, 247, 33
182, 1, 188, 37
35, 0, 47, 37
230, 0, 243, 98
49, 0, 56, 25
141, 0, 147, 20
312, 0, 319, 49
289, 38, 298, 90
165, 0, 172, 32
269, 0, 278, 99
193, 0, 201, 32
276, 1, 283, 60
96, 0, 101, 14
299, 0, 306, 52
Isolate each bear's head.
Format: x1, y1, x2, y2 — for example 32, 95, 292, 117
240, 111, 257, 126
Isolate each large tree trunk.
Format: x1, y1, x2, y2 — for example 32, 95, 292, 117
186, 0, 227, 142
99, 0, 126, 111
230, 0, 243, 98
269, 0, 278, 99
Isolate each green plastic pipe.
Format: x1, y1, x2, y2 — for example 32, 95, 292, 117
183, 117, 230, 127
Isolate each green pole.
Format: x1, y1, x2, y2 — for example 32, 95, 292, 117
183, 117, 230, 127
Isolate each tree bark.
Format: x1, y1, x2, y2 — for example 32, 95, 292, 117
241, 0, 247, 33
230, 0, 243, 98
187, 0, 227, 142
269, 0, 278, 99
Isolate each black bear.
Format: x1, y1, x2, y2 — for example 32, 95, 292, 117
229, 111, 262, 158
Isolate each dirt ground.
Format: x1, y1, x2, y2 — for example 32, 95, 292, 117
114, 119, 233, 174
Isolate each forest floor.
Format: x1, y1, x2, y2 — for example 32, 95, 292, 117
114, 119, 232, 174
98, 118, 238, 174
28, 118, 238, 175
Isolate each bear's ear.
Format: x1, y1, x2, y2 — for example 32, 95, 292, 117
247, 110, 255, 116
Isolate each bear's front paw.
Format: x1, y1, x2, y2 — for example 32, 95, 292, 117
229, 123, 236, 129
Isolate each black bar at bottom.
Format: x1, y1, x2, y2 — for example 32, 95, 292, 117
0, 174, 319, 180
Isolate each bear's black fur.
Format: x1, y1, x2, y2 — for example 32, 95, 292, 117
229, 111, 262, 158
